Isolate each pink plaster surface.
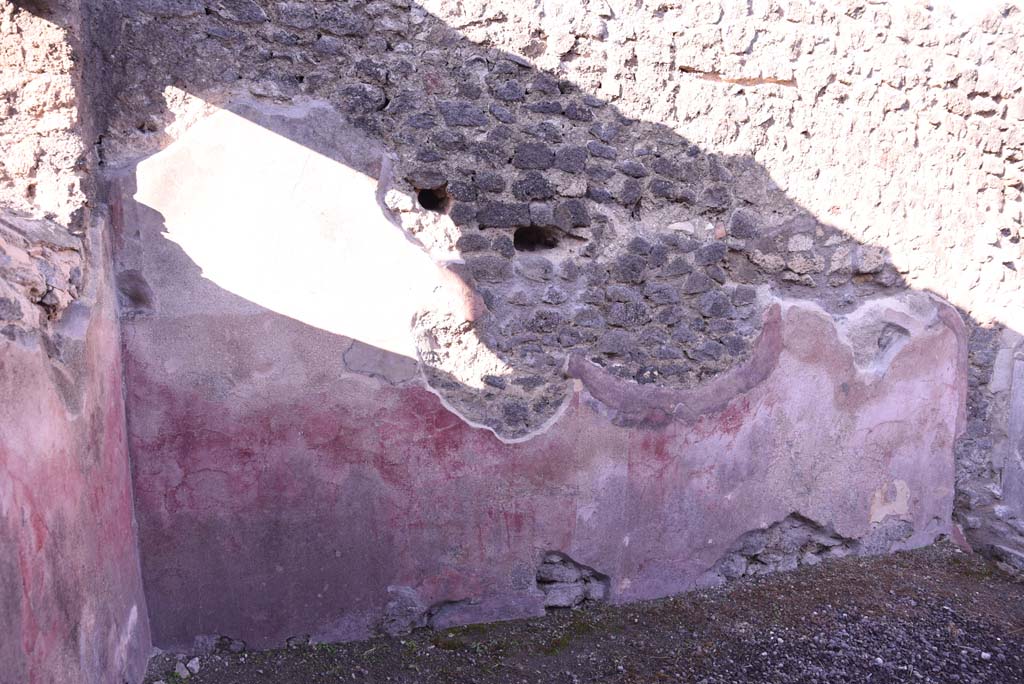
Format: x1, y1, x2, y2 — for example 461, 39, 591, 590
120, 283, 963, 649
0, 234, 151, 684
106, 102, 967, 651
105, 100, 965, 652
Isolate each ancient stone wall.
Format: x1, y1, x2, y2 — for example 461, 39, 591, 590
0, 2, 152, 682
92, 0, 989, 652
103, 0, 925, 440
1, 0, 1020, 674
100, 0, 1020, 569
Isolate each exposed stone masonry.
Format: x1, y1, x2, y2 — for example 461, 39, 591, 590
702, 514, 914, 585
0, 1, 89, 343
0, 211, 83, 341
958, 323, 1024, 570
536, 552, 610, 609
100, 0, 911, 439
374, 552, 611, 639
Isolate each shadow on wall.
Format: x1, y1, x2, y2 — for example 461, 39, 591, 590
99, 1, 963, 435
14, 0, 1020, 651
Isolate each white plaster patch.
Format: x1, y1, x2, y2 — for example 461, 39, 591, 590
870, 480, 911, 524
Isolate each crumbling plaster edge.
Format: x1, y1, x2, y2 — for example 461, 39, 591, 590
400, 290, 969, 445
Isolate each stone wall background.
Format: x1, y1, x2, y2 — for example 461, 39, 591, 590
96, 0, 1022, 566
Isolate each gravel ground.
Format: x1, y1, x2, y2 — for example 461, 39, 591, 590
145, 542, 1024, 684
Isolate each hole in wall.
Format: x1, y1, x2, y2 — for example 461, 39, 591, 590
417, 185, 450, 213
877, 322, 909, 352
116, 269, 156, 315
536, 551, 609, 609
514, 225, 561, 251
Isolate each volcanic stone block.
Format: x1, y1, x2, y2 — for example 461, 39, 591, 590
476, 172, 506, 193
513, 143, 556, 170
612, 254, 647, 284
512, 172, 555, 201
616, 178, 643, 205
682, 272, 714, 294
468, 255, 513, 282
564, 101, 594, 121
553, 199, 590, 230
728, 210, 759, 238
590, 120, 621, 143
608, 301, 651, 327
616, 160, 649, 178
587, 141, 617, 160
527, 101, 563, 115
555, 146, 588, 174
318, 4, 365, 34
477, 202, 531, 228
491, 80, 526, 101
211, 0, 267, 23
438, 100, 489, 127
489, 104, 515, 123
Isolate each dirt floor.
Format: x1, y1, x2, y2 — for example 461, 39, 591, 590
145, 543, 1024, 684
